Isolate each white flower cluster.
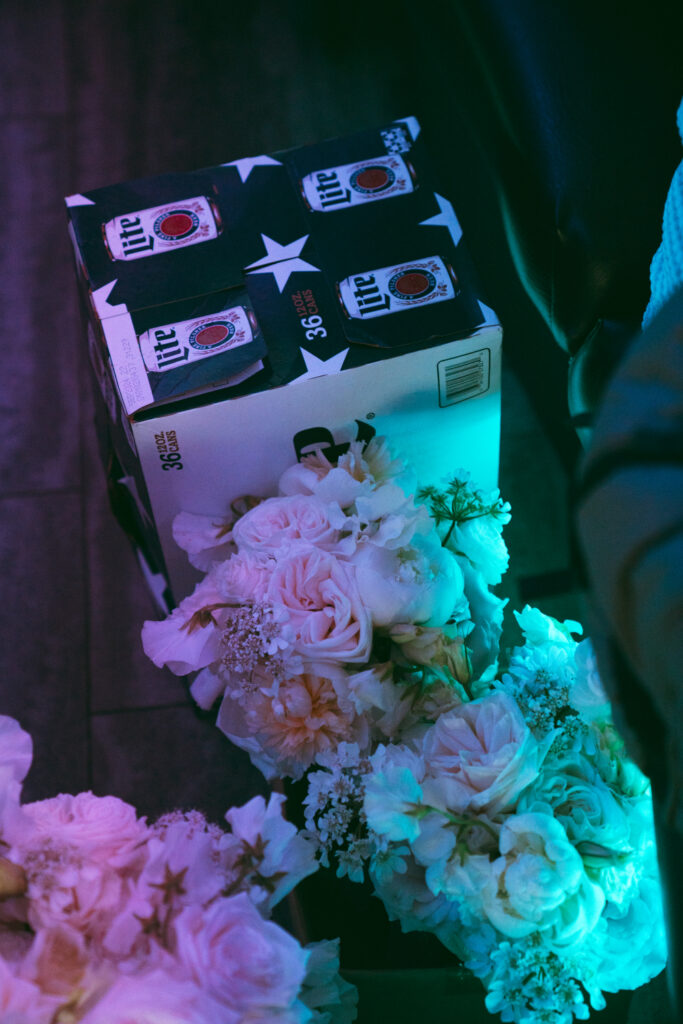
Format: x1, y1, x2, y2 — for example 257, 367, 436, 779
142, 435, 666, 1023
0, 717, 357, 1024
143, 439, 507, 785
358, 610, 667, 1023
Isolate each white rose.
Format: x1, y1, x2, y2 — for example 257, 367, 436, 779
422, 692, 549, 815
482, 812, 604, 945
232, 495, 342, 555
266, 548, 371, 663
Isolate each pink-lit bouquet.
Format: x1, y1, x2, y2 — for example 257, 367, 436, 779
0, 716, 357, 1023
143, 436, 510, 783
143, 435, 666, 1023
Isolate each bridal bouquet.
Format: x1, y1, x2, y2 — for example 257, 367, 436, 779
143, 435, 666, 1023
0, 716, 357, 1023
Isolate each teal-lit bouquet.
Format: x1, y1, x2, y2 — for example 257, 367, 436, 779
143, 435, 666, 1023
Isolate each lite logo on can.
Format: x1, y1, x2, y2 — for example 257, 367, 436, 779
102, 196, 222, 261
300, 154, 416, 212
337, 256, 458, 319
138, 306, 257, 373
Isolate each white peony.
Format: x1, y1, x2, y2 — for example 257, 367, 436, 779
350, 533, 464, 628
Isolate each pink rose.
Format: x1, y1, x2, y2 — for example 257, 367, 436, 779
232, 495, 341, 554
78, 970, 227, 1024
214, 550, 274, 604
267, 548, 371, 663
172, 892, 308, 1012
19, 792, 147, 869
422, 692, 549, 815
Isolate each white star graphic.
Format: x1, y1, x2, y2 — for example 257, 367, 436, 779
420, 193, 463, 246
245, 234, 321, 292
221, 155, 283, 182
65, 193, 95, 207
478, 300, 498, 325
289, 347, 349, 384
248, 257, 320, 292
246, 233, 311, 268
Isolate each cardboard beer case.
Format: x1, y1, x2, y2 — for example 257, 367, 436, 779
66, 116, 503, 608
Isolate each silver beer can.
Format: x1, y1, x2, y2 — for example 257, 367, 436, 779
138, 306, 258, 373
300, 154, 417, 212
102, 195, 222, 261
336, 256, 458, 319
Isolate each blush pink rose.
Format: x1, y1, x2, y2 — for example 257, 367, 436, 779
267, 548, 371, 663
19, 792, 147, 869
172, 892, 308, 1012
78, 970, 228, 1024
422, 692, 549, 815
214, 550, 274, 603
232, 495, 341, 554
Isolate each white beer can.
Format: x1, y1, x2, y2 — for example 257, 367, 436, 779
138, 306, 258, 373
336, 256, 458, 319
102, 196, 222, 261
300, 154, 417, 212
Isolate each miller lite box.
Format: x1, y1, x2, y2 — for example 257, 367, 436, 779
66, 116, 503, 607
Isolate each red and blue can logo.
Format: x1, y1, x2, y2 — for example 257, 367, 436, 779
188, 320, 236, 351
153, 208, 201, 242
